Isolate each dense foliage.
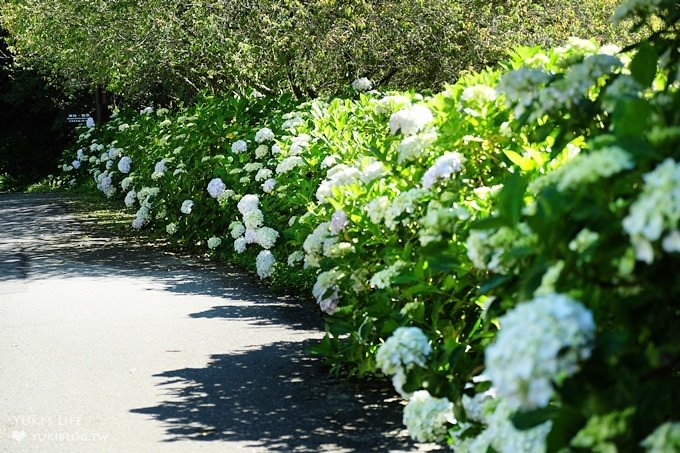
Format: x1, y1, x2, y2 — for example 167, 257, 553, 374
1, 0, 625, 105
48, 0, 680, 451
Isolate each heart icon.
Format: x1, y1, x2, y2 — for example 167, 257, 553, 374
12, 431, 27, 442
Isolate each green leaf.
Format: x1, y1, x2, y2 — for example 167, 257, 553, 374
498, 172, 527, 226
612, 98, 652, 137
511, 406, 559, 430
503, 149, 536, 171
630, 42, 658, 88
546, 407, 587, 452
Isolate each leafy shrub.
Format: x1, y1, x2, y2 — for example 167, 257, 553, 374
57, 1, 679, 450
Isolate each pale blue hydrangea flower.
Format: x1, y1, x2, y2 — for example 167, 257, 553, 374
255, 250, 276, 279
207, 177, 226, 198
485, 294, 595, 410
207, 236, 222, 250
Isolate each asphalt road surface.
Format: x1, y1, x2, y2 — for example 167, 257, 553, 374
0, 194, 443, 453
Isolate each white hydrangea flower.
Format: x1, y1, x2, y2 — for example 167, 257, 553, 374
276, 156, 305, 174
261, 178, 276, 193
120, 177, 133, 190
389, 104, 434, 136
106, 160, 114, 170
303, 221, 332, 268
351, 77, 373, 91
244, 162, 263, 173
397, 131, 438, 163
366, 196, 391, 224
422, 152, 466, 189
376, 326, 431, 395
254, 127, 275, 143
271, 144, 282, 155
640, 421, 680, 452
485, 294, 595, 410
207, 236, 222, 250
255, 250, 276, 279
255, 144, 269, 159
316, 165, 362, 203
239, 176, 250, 185
287, 251, 304, 266
374, 95, 412, 114
229, 221, 246, 239
289, 135, 310, 156
180, 199, 194, 214
370, 261, 406, 289
360, 160, 387, 184
231, 140, 248, 154
321, 155, 338, 169
140, 106, 153, 115
234, 237, 247, 254
137, 186, 160, 205
255, 227, 279, 249
456, 398, 552, 453
622, 159, 680, 263
324, 242, 355, 258
124, 190, 137, 208
207, 177, 226, 198
312, 268, 344, 314
613, 0, 662, 23
108, 148, 121, 159
237, 194, 260, 215
330, 210, 349, 235
166, 223, 177, 235
403, 391, 455, 443
384, 188, 427, 230
281, 115, 304, 131
461, 84, 498, 105
76, 149, 85, 160
243, 209, 264, 230
531, 146, 634, 193
466, 224, 536, 273
497, 68, 552, 119
255, 168, 273, 182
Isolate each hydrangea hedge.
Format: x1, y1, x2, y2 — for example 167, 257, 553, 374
57, 2, 679, 450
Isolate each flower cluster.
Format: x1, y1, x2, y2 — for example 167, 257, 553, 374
312, 268, 344, 314
485, 294, 595, 410
207, 177, 226, 199
351, 77, 373, 92
403, 391, 455, 443
422, 152, 465, 189
622, 158, 680, 263
640, 421, 680, 452
389, 104, 434, 136
376, 327, 431, 396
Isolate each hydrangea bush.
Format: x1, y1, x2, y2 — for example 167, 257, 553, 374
58, 1, 679, 449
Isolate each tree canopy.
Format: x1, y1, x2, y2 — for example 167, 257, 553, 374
1, 0, 627, 106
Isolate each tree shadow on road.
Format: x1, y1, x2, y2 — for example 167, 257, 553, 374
131, 339, 438, 452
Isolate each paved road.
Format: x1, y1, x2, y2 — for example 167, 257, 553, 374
0, 194, 439, 453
